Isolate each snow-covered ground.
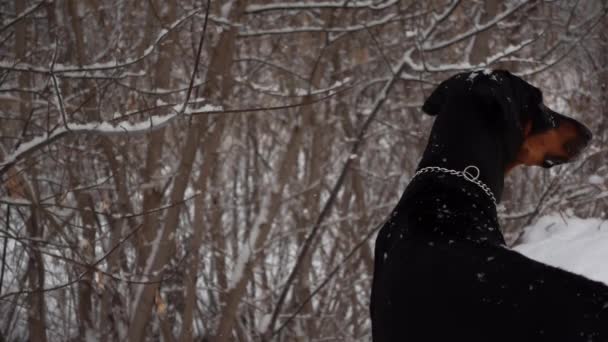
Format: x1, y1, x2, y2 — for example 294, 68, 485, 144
514, 215, 608, 285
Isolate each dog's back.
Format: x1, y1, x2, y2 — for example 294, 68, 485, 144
372, 230, 608, 341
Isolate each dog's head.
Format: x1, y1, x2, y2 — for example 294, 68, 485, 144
422, 70, 592, 173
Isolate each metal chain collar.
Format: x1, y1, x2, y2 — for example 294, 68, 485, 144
412, 165, 497, 206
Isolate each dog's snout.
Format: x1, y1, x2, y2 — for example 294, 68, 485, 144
515, 113, 592, 170
565, 120, 592, 156
579, 123, 593, 144
565, 139, 586, 156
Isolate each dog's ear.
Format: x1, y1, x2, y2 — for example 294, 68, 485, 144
422, 78, 453, 116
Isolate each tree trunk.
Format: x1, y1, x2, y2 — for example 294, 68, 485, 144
213, 123, 303, 342
180, 116, 226, 341
129, 1, 246, 340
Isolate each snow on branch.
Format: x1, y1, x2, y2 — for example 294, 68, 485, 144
235, 76, 352, 97
0, 8, 202, 76
0, 103, 222, 177
246, 0, 398, 14
419, 0, 461, 43
397, 34, 537, 74
239, 13, 400, 37
519, 6, 608, 76
422, 0, 530, 51
484, 37, 538, 65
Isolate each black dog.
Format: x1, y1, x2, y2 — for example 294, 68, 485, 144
370, 70, 608, 341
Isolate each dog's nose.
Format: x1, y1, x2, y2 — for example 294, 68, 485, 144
565, 141, 585, 156
580, 124, 593, 144
562, 115, 592, 154
565, 123, 592, 156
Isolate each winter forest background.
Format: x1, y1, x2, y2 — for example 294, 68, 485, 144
0, 0, 607, 341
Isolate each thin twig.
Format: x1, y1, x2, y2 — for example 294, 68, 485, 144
0, 1, 44, 35
0, 204, 9, 296
180, 0, 211, 114
49, 42, 70, 131
265, 46, 413, 338
270, 221, 383, 339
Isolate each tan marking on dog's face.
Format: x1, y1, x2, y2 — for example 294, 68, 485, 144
506, 118, 589, 173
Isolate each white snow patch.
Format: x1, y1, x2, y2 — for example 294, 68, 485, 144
514, 214, 608, 285
185, 104, 223, 114
258, 313, 272, 333
227, 194, 271, 290
221, 0, 235, 18
131, 224, 165, 318
588, 175, 604, 185
467, 71, 479, 82
85, 327, 97, 342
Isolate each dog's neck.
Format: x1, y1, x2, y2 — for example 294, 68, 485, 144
391, 172, 505, 245
386, 104, 512, 244
417, 107, 510, 202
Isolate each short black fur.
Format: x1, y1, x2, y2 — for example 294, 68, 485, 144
370, 70, 608, 342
